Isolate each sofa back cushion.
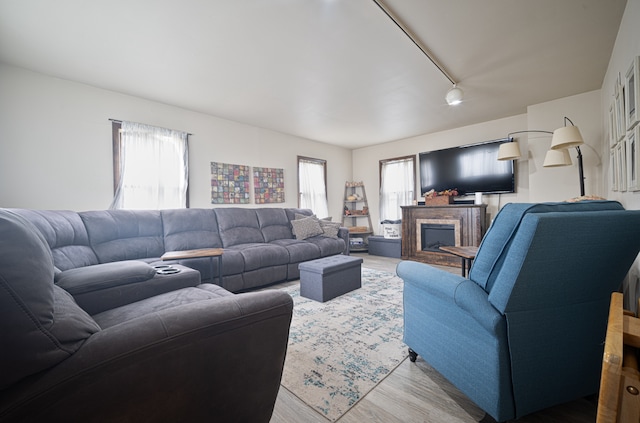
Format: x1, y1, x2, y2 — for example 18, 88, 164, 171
9, 209, 99, 271
470, 200, 625, 292
0, 210, 99, 389
80, 210, 165, 263
256, 208, 294, 242
162, 208, 222, 251
214, 208, 264, 247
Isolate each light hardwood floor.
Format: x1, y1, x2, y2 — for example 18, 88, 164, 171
269, 253, 597, 423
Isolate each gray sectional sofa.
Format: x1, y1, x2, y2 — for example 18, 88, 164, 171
2, 206, 347, 420
9, 207, 347, 309
0, 208, 294, 422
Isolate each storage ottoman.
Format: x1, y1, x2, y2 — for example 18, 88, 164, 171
298, 255, 363, 302
368, 235, 401, 258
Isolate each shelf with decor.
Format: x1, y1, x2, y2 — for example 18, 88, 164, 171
342, 181, 374, 252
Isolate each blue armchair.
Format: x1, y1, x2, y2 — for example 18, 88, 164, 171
397, 201, 640, 422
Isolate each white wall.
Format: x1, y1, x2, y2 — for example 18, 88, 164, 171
601, 0, 640, 310
0, 64, 352, 219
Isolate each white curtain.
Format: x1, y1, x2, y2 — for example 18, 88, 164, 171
298, 159, 329, 218
380, 158, 415, 222
111, 121, 188, 210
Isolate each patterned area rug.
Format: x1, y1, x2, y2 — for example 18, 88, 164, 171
280, 268, 407, 421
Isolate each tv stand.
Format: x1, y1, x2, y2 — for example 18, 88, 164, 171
401, 204, 487, 268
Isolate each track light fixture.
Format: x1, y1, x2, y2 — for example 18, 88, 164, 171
372, 0, 463, 106
446, 85, 464, 106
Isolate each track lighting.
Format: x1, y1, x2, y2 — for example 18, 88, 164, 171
446, 85, 464, 106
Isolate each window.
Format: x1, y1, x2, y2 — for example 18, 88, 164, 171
379, 155, 416, 221
298, 156, 329, 218
111, 120, 189, 209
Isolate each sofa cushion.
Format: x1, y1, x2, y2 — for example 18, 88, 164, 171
256, 208, 293, 242
214, 208, 264, 247
225, 243, 289, 272
0, 210, 99, 389
284, 208, 314, 223
305, 235, 347, 256
56, 261, 158, 295
269, 238, 321, 262
80, 210, 165, 263
161, 208, 222, 251
92, 283, 233, 329
9, 209, 99, 271
291, 216, 324, 240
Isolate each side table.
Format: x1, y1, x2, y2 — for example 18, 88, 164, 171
161, 248, 223, 286
439, 245, 478, 277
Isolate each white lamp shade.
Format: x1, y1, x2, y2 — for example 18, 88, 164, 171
497, 142, 521, 160
446, 86, 463, 105
543, 148, 572, 167
550, 126, 584, 150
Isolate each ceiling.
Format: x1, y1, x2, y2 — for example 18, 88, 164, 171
0, 0, 627, 149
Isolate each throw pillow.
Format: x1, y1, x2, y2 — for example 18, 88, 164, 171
320, 220, 340, 238
291, 216, 324, 240
292, 213, 315, 237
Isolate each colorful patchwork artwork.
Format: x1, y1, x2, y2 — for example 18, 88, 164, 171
210, 162, 250, 204
253, 167, 285, 203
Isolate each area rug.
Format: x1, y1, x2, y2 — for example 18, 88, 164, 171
280, 268, 407, 421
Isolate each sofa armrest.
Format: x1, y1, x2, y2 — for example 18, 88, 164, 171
338, 227, 350, 254
0, 289, 293, 422
55, 261, 201, 315
55, 261, 157, 294
396, 260, 504, 335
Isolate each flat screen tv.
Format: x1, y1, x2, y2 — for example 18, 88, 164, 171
419, 138, 515, 196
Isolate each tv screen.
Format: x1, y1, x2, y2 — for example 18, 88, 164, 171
419, 138, 515, 196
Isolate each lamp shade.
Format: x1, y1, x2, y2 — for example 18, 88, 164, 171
497, 142, 521, 161
446, 86, 463, 105
543, 149, 572, 167
550, 126, 584, 150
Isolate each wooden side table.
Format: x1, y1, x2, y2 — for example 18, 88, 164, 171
161, 248, 223, 286
439, 246, 478, 277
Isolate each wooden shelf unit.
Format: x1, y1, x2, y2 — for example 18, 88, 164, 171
342, 182, 374, 252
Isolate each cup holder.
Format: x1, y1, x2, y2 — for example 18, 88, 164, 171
154, 265, 181, 275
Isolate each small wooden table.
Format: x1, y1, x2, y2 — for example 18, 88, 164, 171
161, 248, 223, 286
439, 245, 479, 277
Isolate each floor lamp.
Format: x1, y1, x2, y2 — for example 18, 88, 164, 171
497, 117, 585, 196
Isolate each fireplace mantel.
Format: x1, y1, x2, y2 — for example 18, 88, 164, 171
401, 204, 487, 267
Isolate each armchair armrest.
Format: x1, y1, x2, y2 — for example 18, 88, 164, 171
0, 290, 293, 422
454, 280, 506, 336
396, 260, 465, 301
396, 260, 504, 336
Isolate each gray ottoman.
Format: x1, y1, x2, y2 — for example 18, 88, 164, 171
298, 255, 363, 302
368, 235, 402, 258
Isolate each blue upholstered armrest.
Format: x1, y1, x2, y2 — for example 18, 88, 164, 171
454, 280, 505, 335
396, 260, 504, 335
397, 260, 463, 301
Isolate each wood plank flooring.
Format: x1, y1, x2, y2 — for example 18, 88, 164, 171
269, 253, 597, 423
